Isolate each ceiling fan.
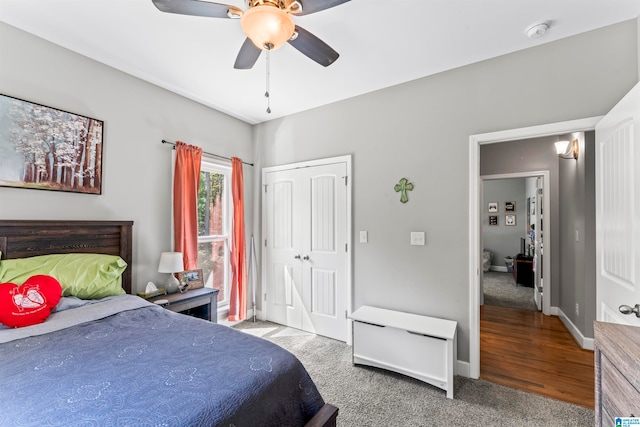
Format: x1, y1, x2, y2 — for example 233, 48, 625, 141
151, 0, 351, 69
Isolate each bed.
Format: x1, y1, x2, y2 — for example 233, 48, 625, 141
0, 220, 338, 427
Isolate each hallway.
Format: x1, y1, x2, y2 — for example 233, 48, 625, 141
480, 304, 594, 408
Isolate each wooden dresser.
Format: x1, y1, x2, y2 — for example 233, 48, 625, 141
594, 321, 640, 426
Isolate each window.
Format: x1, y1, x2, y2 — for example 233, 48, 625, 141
197, 160, 231, 308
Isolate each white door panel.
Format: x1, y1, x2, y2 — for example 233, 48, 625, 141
596, 82, 640, 326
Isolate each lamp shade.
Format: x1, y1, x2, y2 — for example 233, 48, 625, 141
158, 252, 184, 273
555, 141, 570, 155
555, 139, 579, 160
240, 5, 295, 50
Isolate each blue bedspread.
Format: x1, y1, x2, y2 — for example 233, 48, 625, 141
0, 297, 325, 426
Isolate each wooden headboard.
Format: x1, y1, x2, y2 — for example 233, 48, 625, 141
0, 220, 134, 294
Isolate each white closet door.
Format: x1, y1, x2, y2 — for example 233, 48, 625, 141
264, 170, 303, 330
301, 163, 348, 341
264, 161, 348, 341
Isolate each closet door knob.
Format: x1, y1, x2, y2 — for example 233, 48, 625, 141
294, 254, 301, 260
303, 255, 310, 261
619, 304, 640, 318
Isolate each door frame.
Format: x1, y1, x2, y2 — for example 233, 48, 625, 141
468, 117, 602, 379
481, 171, 551, 314
261, 155, 353, 343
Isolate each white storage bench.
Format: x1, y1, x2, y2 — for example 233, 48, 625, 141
350, 305, 457, 399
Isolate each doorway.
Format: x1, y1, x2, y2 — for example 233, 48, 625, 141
481, 173, 546, 312
468, 116, 602, 379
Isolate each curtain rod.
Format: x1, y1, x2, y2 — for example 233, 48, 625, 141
161, 140, 254, 167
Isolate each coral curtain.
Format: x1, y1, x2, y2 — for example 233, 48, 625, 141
229, 157, 247, 321
173, 141, 202, 270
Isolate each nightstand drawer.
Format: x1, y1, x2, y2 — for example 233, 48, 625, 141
167, 296, 209, 313
148, 287, 219, 322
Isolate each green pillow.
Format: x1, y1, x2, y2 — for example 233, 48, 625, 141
0, 253, 127, 299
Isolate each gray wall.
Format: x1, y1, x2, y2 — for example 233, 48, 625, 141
254, 20, 639, 362
558, 132, 597, 337
482, 179, 528, 266
0, 22, 255, 293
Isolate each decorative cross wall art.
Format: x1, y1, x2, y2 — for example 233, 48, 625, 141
394, 178, 414, 203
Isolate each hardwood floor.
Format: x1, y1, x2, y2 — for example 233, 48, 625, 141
480, 304, 595, 409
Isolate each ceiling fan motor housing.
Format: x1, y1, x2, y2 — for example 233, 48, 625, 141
246, 0, 302, 13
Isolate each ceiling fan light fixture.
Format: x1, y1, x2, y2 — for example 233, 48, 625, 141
241, 5, 295, 50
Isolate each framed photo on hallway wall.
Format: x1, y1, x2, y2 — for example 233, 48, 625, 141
505, 201, 516, 212
488, 202, 498, 213
505, 214, 516, 226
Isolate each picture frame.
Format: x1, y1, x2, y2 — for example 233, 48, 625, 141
505, 201, 516, 212
0, 94, 104, 194
488, 202, 498, 213
505, 214, 517, 226
489, 215, 498, 226
176, 269, 204, 290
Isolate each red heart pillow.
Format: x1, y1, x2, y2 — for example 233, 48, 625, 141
0, 275, 62, 328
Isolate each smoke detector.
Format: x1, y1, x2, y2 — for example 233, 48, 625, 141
526, 22, 550, 39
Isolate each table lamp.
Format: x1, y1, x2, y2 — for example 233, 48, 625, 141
158, 252, 183, 294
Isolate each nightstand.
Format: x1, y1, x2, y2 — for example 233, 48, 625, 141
148, 287, 219, 322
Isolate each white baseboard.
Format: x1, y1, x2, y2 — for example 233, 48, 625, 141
456, 360, 471, 378
557, 308, 594, 350
489, 265, 508, 272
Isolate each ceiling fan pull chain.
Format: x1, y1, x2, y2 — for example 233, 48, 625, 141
265, 48, 271, 114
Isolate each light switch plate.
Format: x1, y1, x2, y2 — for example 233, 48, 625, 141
411, 231, 425, 246
360, 230, 368, 243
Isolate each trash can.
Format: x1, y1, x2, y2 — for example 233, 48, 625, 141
504, 257, 514, 273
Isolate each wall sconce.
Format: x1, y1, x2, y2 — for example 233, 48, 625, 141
555, 139, 579, 160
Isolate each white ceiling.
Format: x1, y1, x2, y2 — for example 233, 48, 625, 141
1, 0, 639, 124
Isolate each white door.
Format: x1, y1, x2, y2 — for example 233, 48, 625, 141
595, 82, 640, 325
264, 161, 348, 341
264, 169, 304, 330
533, 177, 543, 310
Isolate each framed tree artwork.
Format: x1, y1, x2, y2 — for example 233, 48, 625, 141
0, 94, 104, 194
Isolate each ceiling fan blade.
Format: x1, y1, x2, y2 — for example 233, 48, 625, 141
151, 0, 241, 18
293, 0, 351, 16
288, 25, 339, 67
234, 38, 262, 69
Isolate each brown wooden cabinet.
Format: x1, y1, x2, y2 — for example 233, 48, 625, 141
594, 321, 640, 426
512, 255, 534, 287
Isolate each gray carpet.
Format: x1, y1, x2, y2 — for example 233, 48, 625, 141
233, 321, 593, 426
483, 271, 538, 311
